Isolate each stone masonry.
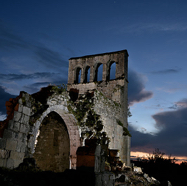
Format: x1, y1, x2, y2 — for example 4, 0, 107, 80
67, 50, 130, 165
0, 49, 130, 172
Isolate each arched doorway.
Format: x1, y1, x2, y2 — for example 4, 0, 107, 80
33, 111, 70, 172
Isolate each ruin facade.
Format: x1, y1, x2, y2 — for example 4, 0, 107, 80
0, 49, 130, 172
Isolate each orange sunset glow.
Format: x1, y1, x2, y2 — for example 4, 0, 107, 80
131, 151, 187, 164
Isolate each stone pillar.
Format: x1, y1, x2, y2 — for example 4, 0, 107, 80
80, 68, 84, 84
102, 63, 107, 82
90, 66, 94, 82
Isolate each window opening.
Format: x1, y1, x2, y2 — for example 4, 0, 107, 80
75, 67, 81, 84
110, 62, 116, 80
97, 64, 103, 81
84, 66, 90, 83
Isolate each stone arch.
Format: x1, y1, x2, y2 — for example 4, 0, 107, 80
106, 61, 116, 81
93, 62, 103, 82
33, 111, 70, 172
83, 65, 90, 83
74, 66, 82, 84
30, 106, 81, 170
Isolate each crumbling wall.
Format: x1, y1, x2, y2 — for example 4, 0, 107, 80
0, 92, 33, 168
0, 87, 81, 170
0, 49, 131, 171
67, 50, 130, 166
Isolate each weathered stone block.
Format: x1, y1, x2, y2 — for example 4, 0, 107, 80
14, 159, 23, 168
6, 158, 14, 168
22, 106, 31, 116
10, 151, 25, 160
14, 111, 22, 122
16, 141, 26, 152
13, 122, 20, 132
18, 133, 27, 142
0, 138, 6, 149
21, 115, 30, 125
18, 98, 22, 104
0, 159, 7, 167
8, 120, 14, 130
0, 149, 10, 159
18, 104, 23, 112
6, 139, 17, 151
20, 124, 29, 134
3, 129, 12, 139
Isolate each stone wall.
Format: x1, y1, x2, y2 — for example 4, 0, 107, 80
67, 50, 130, 166
0, 49, 131, 170
0, 88, 81, 170
0, 92, 33, 168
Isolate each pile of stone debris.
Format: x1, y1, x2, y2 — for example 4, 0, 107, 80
114, 166, 160, 186
112, 165, 172, 186
104, 149, 161, 186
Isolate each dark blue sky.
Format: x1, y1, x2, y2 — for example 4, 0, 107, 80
0, 0, 187, 160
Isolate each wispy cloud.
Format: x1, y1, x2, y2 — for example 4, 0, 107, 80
157, 84, 187, 93
151, 68, 181, 74
0, 19, 31, 51
23, 80, 67, 94
0, 71, 68, 95
34, 46, 68, 69
0, 72, 60, 81
168, 99, 187, 110
0, 20, 68, 71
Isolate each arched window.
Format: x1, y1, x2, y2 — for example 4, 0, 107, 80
109, 62, 116, 80
83, 66, 90, 83
94, 63, 103, 81
107, 61, 116, 81
75, 67, 81, 84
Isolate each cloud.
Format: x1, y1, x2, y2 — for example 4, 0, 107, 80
168, 99, 187, 110
0, 86, 16, 116
0, 72, 61, 81
0, 71, 68, 95
34, 46, 69, 69
130, 100, 187, 157
23, 80, 67, 94
0, 20, 30, 51
128, 70, 153, 106
0, 20, 68, 71
151, 68, 181, 74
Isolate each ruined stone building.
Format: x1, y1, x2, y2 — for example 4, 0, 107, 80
0, 50, 130, 173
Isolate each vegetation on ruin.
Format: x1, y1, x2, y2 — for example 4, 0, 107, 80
127, 105, 132, 118
67, 94, 110, 143
21, 97, 26, 106
29, 100, 48, 126
116, 119, 132, 137
51, 83, 67, 94
29, 84, 68, 126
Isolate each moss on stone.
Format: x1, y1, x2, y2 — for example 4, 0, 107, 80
67, 94, 109, 144
22, 97, 26, 106
51, 84, 67, 94
116, 119, 131, 137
